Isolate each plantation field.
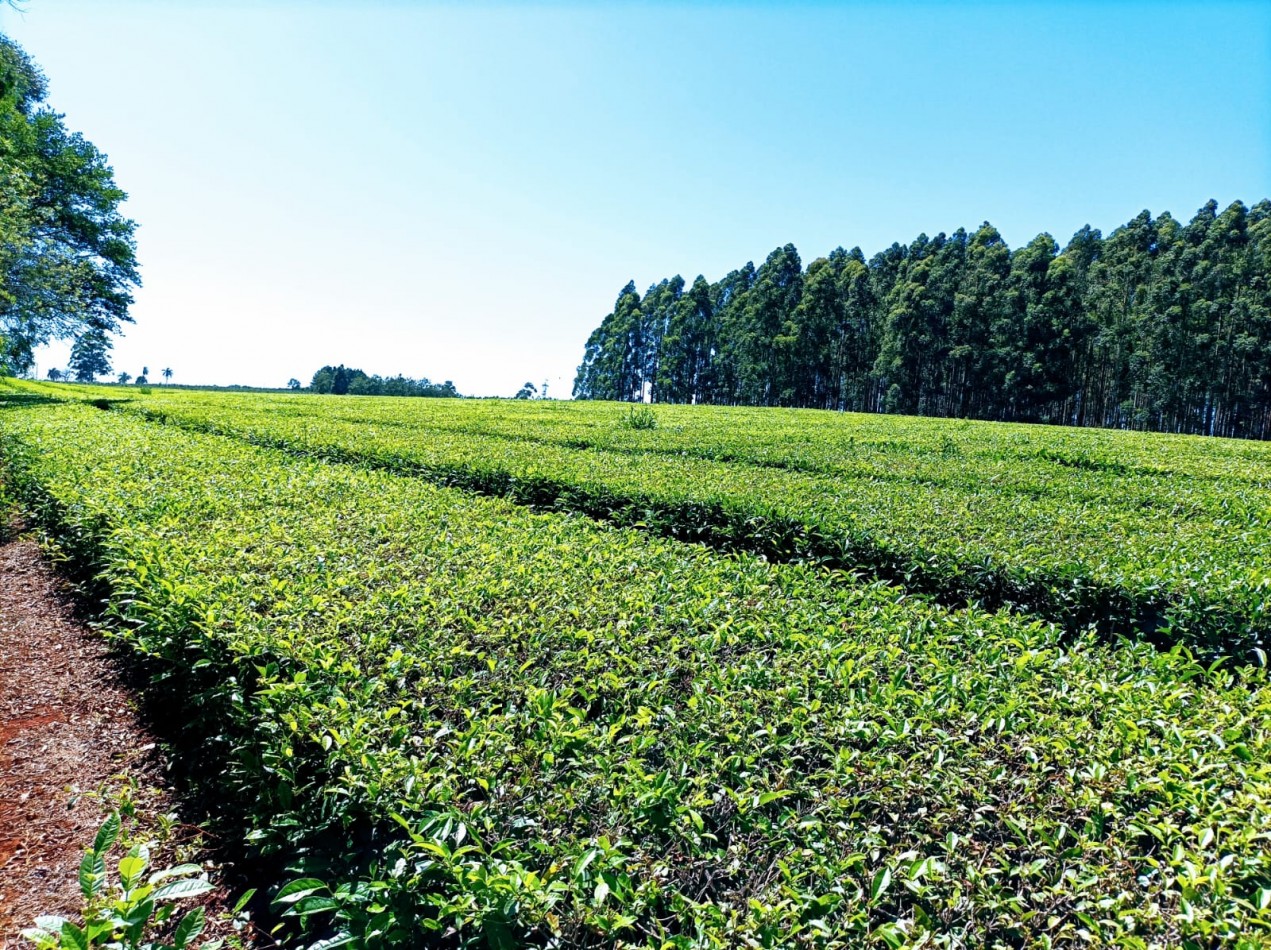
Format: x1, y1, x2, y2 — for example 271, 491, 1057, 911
61, 383, 1271, 657
3, 382, 1271, 948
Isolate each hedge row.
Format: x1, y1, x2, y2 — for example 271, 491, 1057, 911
90, 387, 1271, 658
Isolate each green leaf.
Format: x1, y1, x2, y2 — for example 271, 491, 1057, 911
870, 866, 892, 903
232, 887, 257, 914
388, 811, 424, 845
874, 921, 905, 949
83, 920, 113, 943
149, 863, 205, 883
118, 854, 147, 887
173, 906, 206, 950
152, 878, 215, 901
92, 813, 120, 856
758, 789, 797, 807
119, 897, 155, 929
59, 921, 88, 950
291, 895, 340, 917
79, 851, 105, 899
573, 848, 600, 881
273, 878, 329, 905
19, 929, 57, 950
305, 932, 358, 950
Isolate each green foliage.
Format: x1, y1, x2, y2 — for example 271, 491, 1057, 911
0, 34, 139, 376
93, 386, 1271, 658
308, 365, 459, 398
573, 200, 1271, 440
68, 329, 113, 382
616, 405, 657, 430
21, 813, 218, 950
3, 390, 1271, 947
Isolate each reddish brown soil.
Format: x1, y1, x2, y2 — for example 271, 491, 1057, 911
0, 531, 254, 946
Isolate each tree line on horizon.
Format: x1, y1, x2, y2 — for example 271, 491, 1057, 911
574, 200, 1271, 439
308, 364, 460, 398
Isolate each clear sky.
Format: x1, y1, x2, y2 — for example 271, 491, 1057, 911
3, 1, 1269, 395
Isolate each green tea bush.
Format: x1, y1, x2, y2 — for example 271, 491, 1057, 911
94, 387, 1271, 658
21, 812, 227, 950
3, 398, 1271, 947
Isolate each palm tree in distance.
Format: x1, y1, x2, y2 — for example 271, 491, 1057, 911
162, 367, 173, 383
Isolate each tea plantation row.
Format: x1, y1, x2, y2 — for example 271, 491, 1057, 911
2, 393, 1270, 947
238, 393, 1271, 486
72, 385, 1271, 658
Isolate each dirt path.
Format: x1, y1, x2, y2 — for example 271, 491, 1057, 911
0, 531, 249, 946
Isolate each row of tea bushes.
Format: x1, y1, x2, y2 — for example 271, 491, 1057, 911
89, 387, 1271, 659
2, 394, 1270, 946
291, 395, 1271, 486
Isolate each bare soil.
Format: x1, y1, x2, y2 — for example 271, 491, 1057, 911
0, 529, 253, 946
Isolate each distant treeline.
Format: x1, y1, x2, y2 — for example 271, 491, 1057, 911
310, 365, 459, 398
574, 199, 1271, 439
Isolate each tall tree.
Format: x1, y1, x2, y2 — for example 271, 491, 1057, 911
573, 281, 645, 401
876, 231, 965, 415
707, 262, 756, 404
0, 34, 139, 375
736, 245, 802, 406
639, 276, 685, 403
1083, 210, 1159, 429
786, 249, 846, 408
949, 224, 1010, 418
67, 327, 111, 381
655, 275, 715, 404
1059, 224, 1104, 427
832, 247, 883, 412
995, 232, 1062, 420
1243, 200, 1271, 437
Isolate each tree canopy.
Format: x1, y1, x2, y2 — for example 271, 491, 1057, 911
574, 200, 1271, 439
308, 364, 460, 398
0, 33, 139, 377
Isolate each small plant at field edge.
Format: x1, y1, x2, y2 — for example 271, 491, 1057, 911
21, 811, 245, 950
617, 405, 658, 430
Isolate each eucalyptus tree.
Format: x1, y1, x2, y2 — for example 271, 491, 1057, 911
572, 199, 1271, 438
735, 245, 802, 406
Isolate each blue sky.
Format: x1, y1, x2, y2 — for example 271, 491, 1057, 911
4, 1, 1269, 395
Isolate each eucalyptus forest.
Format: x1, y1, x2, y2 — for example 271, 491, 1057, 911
574, 202, 1271, 439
